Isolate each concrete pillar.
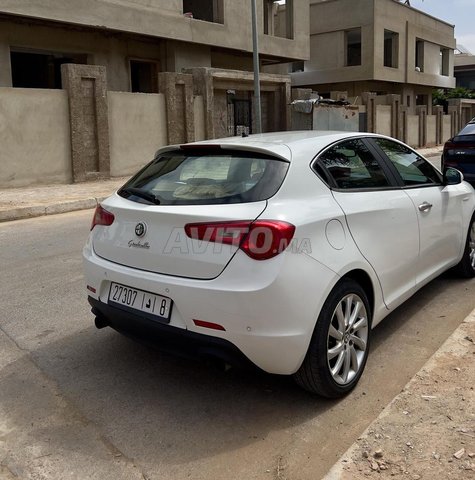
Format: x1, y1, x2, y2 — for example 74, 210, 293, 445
158, 72, 195, 144
186, 68, 215, 139
362, 92, 377, 133
283, 80, 292, 131
61, 64, 110, 182
416, 106, 427, 148
448, 106, 458, 138
400, 106, 408, 144
448, 99, 462, 132
0, 39, 12, 87
433, 105, 444, 145
386, 94, 401, 140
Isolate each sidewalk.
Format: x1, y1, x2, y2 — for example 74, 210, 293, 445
324, 308, 475, 479
0, 177, 127, 222
0, 146, 444, 223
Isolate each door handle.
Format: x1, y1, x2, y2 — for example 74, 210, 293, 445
418, 202, 433, 212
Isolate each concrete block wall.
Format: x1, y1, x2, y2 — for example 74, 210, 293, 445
0, 87, 72, 188
108, 92, 168, 177
291, 89, 464, 150
406, 115, 420, 148
364, 92, 460, 148
426, 115, 437, 147
61, 64, 110, 182
0, 85, 172, 187
442, 116, 452, 144
375, 105, 392, 137
312, 105, 359, 131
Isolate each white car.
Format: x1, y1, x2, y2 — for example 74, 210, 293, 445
83, 131, 475, 398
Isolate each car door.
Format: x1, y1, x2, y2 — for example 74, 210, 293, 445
371, 138, 465, 285
314, 137, 419, 310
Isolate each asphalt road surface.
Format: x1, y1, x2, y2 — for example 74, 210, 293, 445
0, 207, 473, 480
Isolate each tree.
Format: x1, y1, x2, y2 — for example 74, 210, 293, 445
433, 87, 474, 111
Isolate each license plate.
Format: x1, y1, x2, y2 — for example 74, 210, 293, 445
108, 282, 172, 322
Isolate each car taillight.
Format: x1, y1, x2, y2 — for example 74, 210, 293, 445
184, 220, 295, 260
91, 205, 115, 230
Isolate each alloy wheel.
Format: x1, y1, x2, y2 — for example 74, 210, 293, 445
470, 221, 475, 270
327, 294, 369, 385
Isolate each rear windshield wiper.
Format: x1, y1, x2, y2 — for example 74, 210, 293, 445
121, 187, 161, 205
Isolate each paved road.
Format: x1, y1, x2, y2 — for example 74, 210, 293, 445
0, 209, 474, 480
426, 153, 442, 170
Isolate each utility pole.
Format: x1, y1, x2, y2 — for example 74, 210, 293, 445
251, 0, 262, 134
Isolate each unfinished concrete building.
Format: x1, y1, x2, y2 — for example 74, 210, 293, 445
0, 0, 309, 186
290, 0, 456, 113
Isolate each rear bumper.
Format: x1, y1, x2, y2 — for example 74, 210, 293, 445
83, 236, 339, 375
88, 296, 258, 370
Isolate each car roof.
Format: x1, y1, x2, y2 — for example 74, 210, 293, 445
157, 131, 382, 162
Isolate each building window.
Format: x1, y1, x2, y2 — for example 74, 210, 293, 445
130, 60, 159, 93
415, 39, 424, 72
440, 48, 450, 76
291, 61, 304, 72
182, 0, 224, 24
384, 30, 399, 68
416, 94, 428, 106
263, 0, 294, 39
345, 28, 362, 67
10, 49, 87, 89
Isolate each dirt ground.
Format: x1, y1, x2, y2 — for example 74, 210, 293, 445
325, 311, 475, 479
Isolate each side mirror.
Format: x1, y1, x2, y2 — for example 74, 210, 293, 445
443, 167, 463, 186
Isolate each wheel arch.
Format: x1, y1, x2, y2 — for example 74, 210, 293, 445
294, 268, 374, 397
339, 269, 375, 318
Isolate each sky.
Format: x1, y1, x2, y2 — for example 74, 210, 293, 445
408, 0, 475, 53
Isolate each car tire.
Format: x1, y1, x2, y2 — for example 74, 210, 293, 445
294, 279, 371, 398
454, 214, 475, 278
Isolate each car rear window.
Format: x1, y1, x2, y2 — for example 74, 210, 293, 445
455, 123, 475, 142
459, 123, 475, 136
118, 149, 289, 205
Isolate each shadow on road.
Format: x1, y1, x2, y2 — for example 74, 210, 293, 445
5, 272, 473, 476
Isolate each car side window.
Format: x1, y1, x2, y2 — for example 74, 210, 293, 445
374, 138, 442, 186
316, 138, 391, 189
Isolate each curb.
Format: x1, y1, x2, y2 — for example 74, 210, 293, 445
0, 197, 107, 223
323, 307, 475, 479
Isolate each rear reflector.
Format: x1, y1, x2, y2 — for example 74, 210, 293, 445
91, 205, 115, 230
193, 319, 226, 331
87, 285, 97, 294
185, 220, 295, 261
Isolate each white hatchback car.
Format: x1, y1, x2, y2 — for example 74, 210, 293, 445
83, 131, 475, 397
